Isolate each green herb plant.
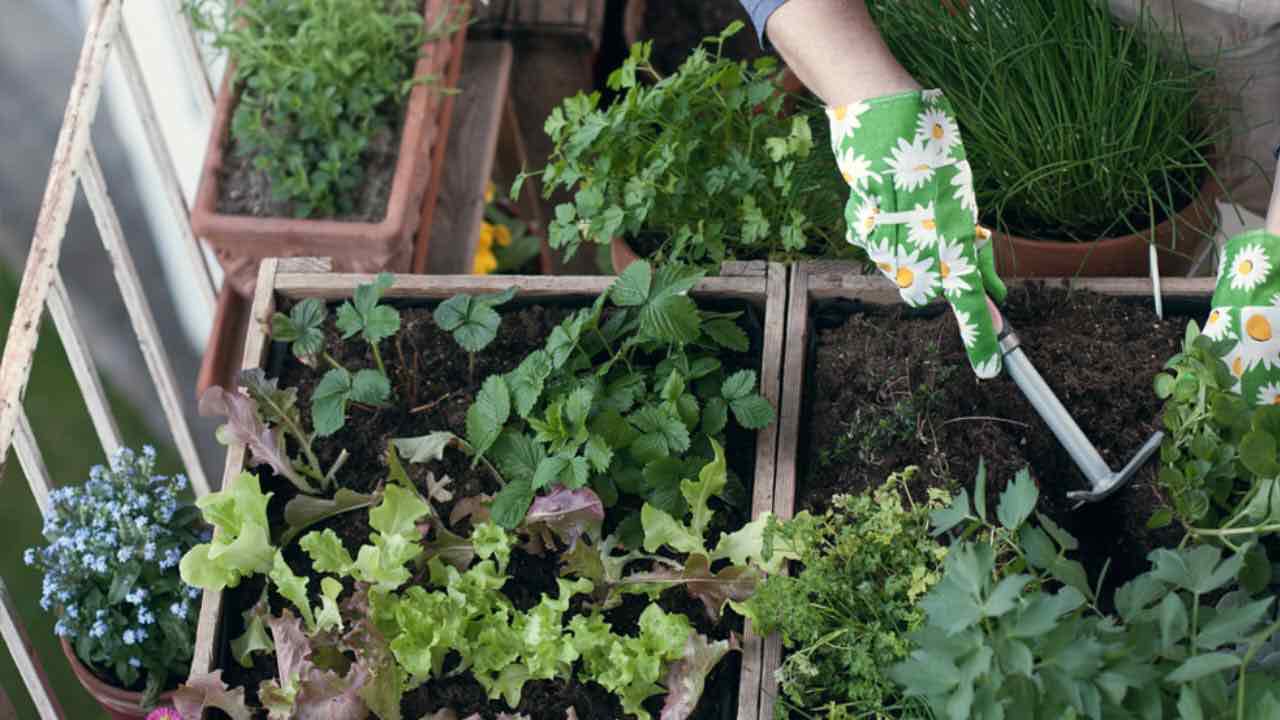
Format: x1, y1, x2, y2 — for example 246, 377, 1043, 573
894, 464, 1280, 719
523, 22, 851, 269
433, 287, 515, 385
188, 0, 458, 218
741, 469, 948, 719
1153, 321, 1280, 570
867, 0, 1222, 243
272, 272, 400, 436
404, 260, 774, 532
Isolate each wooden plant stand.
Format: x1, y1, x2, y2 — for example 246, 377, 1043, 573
191, 258, 789, 720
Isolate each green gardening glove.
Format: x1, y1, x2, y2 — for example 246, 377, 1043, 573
828, 90, 1007, 377
1202, 230, 1280, 406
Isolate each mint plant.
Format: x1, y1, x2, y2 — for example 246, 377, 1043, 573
188, 0, 457, 217
434, 287, 516, 384
1154, 321, 1280, 570
893, 465, 1280, 719
525, 23, 851, 268
271, 273, 399, 436
403, 260, 775, 529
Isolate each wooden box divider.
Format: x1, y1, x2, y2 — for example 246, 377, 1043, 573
192, 258, 789, 720
759, 261, 1216, 719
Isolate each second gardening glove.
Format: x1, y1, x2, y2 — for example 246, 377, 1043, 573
828, 90, 1007, 377
1203, 229, 1280, 406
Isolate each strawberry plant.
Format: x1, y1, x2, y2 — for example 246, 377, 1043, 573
401, 260, 775, 532
272, 273, 399, 436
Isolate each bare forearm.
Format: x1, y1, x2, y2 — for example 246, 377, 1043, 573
765, 0, 920, 106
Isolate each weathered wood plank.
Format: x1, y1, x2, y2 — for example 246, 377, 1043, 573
191, 259, 278, 689
115, 19, 217, 315
13, 409, 53, 517
0, 580, 64, 720
46, 270, 123, 458
274, 272, 768, 303
80, 144, 211, 498
737, 262, 788, 720
0, 0, 120, 486
424, 41, 513, 274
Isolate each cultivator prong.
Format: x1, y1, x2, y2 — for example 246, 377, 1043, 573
995, 324, 1163, 505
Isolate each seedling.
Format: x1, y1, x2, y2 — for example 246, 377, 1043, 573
433, 287, 516, 385
270, 272, 400, 436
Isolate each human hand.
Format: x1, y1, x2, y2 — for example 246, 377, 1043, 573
1201, 230, 1280, 406
827, 89, 1007, 377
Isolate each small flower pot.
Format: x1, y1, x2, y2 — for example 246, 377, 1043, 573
991, 176, 1221, 278
191, 0, 468, 298
59, 638, 175, 720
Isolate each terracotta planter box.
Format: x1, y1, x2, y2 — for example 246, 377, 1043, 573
60, 638, 175, 720
191, 0, 468, 298
757, 261, 1215, 719
991, 178, 1221, 278
190, 258, 788, 719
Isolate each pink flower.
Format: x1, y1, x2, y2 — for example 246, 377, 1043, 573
146, 708, 184, 720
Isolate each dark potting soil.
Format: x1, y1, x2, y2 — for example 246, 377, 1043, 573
214, 300, 760, 719
635, 0, 770, 77
215, 98, 403, 222
801, 285, 1195, 596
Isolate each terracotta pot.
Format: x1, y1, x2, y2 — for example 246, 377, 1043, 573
191, 0, 468, 298
610, 236, 642, 275
60, 639, 175, 720
991, 178, 1220, 277
195, 282, 251, 399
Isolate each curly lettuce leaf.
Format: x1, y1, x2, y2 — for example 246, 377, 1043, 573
180, 472, 275, 591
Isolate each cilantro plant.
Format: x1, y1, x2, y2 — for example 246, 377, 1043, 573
408, 260, 775, 530
741, 470, 947, 718
434, 287, 516, 385
525, 22, 851, 268
1153, 321, 1280, 559
188, 0, 456, 218
272, 272, 400, 436
894, 465, 1280, 719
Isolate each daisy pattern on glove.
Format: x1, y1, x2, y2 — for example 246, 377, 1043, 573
1202, 307, 1234, 342
938, 238, 977, 295
826, 102, 870, 144
1229, 243, 1272, 291
918, 107, 960, 157
1258, 382, 1280, 406
907, 203, 939, 248
829, 89, 1007, 379
836, 147, 880, 189
954, 309, 978, 349
891, 246, 940, 307
887, 137, 942, 193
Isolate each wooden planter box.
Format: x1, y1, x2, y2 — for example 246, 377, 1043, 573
759, 261, 1216, 719
191, 0, 468, 299
191, 258, 789, 720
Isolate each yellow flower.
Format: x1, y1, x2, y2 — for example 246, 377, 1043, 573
478, 222, 494, 251
472, 247, 497, 275
494, 224, 512, 247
